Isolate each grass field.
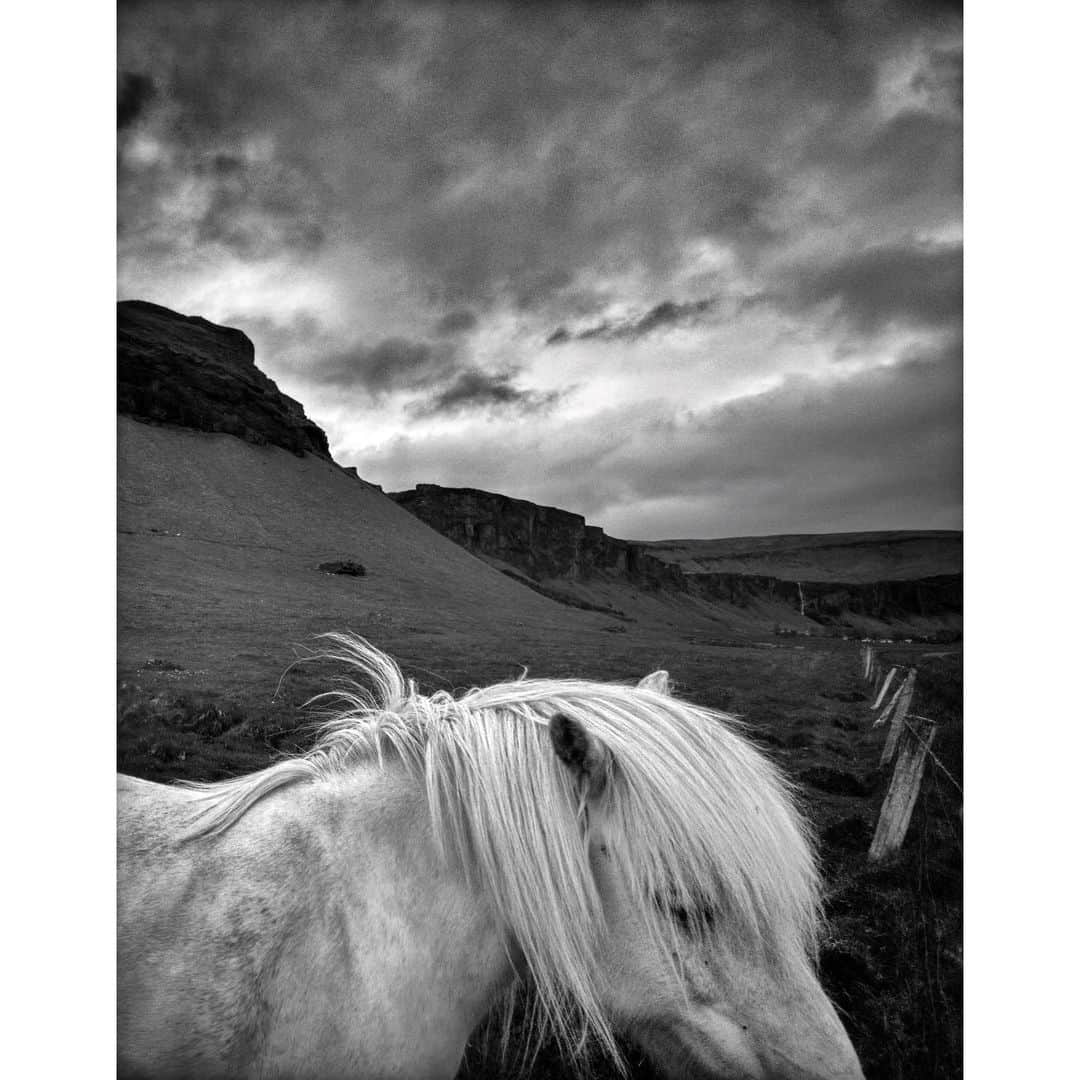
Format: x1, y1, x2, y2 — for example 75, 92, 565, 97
118, 419, 962, 1079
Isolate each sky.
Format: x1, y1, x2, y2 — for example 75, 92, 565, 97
117, 0, 962, 540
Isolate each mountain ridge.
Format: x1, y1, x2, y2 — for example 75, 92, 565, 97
390, 483, 962, 636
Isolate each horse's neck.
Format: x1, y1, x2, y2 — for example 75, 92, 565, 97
120, 766, 517, 1078
289, 766, 517, 1069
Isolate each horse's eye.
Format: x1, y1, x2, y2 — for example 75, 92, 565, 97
652, 890, 716, 934
670, 904, 692, 930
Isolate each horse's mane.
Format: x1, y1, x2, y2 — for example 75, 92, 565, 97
180, 634, 823, 1064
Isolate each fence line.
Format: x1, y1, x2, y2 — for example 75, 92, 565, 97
905, 715, 963, 796
860, 644, 960, 860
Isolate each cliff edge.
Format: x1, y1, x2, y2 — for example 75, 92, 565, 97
117, 300, 331, 459
390, 483, 962, 636
388, 484, 684, 590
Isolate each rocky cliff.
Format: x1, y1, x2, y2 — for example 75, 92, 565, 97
117, 300, 331, 459
390, 484, 962, 631
388, 485, 686, 590
694, 572, 962, 621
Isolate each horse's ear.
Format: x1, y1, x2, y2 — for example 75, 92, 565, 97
637, 670, 670, 695
549, 713, 611, 797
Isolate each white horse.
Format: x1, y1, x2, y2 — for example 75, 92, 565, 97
118, 635, 863, 1079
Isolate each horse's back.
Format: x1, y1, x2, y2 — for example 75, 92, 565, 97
118, 777, 217, 1076
117, 769, 500, 1079
117, 776, 315, 1077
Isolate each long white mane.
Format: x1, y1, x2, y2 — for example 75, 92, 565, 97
181, 634, 823, 1062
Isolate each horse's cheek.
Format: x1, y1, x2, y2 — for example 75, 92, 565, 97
594, 921, 686, 1021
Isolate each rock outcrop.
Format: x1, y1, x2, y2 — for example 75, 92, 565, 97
389, 484, 686, 589
117, 300, 331, 459
390, 483, 962, 630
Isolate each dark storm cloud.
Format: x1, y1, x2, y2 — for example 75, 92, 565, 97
118, 0, 961, 307
192, 153, 328, 258
533, 339, 962, 526
856, 110, 962, 210
224, 313, 495, 412
778, 242, 962, 335
434, 310, 478, 336
117, 71, 155, 130
547, 297, 719, 345
626, 341, 961, 503
311, 338, 460, 397
913, 45, 963, 110
225, 310, 327, 356
118, 137, 330, 261
220, 310, 339, 386
547, 244, 972, 343
410, 369, 564, 418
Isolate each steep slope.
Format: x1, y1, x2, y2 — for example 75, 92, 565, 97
118, 417, 581, 642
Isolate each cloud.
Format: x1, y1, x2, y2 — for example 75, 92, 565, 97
410, 368, 564, 418
117, 71, 155, 130
311, 338, 459, 397
434, 309, 478, 336
224, 310, 327, 358
117, 2, 962, 537
860, 110, 961, 199
119, 1, 961, 311
221, 309, 563, 419
547, 297, 719, 345
355, 337, 961, 538
191, 153, 328, 258
546, 238, 962, 348
118, 140, 331, 262
912, 46, 963, 112
776, 242, 962, 335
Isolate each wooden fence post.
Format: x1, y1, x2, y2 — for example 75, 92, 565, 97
880, 668, 918, 766
873, 671, 907, 728
871, 667, 898, 710
869, 715, 937, 862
